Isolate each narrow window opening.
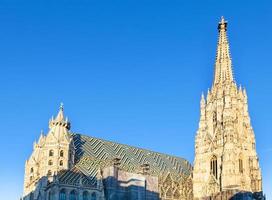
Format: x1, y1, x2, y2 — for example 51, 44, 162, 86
49, 150, 54, 157
210, 156, 218, 179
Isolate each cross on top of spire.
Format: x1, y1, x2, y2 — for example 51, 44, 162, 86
218, 16, 227, 31
60, 102, 64, 111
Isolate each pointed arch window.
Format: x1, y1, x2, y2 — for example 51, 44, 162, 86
69, 151, 73, 161
30, 192, 34, 200
210, 156, 218, 179
91, 192, 96, 200
69, 190, 77, 200
48, 191, 53, 200
83, 191, 89, 200
60, 160, 63, 166
60, 150, 64, 157
48, 160, 53, 166
30, 167, 34, 173
49, 150, 54, 157
213, 112, 217, 123
47, 170, 52, 176
173, 190, 180, 199
59, 189, 66, 200
239, 158, 243, 173
166, 188, 172, 198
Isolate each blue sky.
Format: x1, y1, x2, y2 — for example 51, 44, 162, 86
0, 0, 271, 199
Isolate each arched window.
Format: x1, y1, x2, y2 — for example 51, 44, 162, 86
30, 167, 34, 173
166, 188, 172, 198
60, 150, 64, 157
69, 190, 77, 200
91, 192, 96, 200
48, 191, 53, 200
47, 170, 52, 176
69, 151, 73, 161
49, 150, 54, 157
60, 160, 63, 166
59, 189, 66, 200
48, 160, 53, 166
210, 156, 218, 179
239, 158, 243, 173
30, 176, 33, 181
30, 192, 34, 200
213, 112, 217, 123
83, 191, 89, 200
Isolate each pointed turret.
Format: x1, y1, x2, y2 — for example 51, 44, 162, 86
213, 17, 234, 86
200, 93, 206, 116
200, 93, 206, 107
55, 102, 64, 121
49, 103, 70, 130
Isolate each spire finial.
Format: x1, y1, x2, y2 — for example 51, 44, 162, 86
48, 103, 71, 130
213, 17, 234, 86
60, 102, 64, 111
221, 16, 225, 23
201, 92, 206, 107
201, 92, 205, 101
218, 16, 227, 31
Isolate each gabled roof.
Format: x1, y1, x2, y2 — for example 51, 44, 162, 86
57, 167, 96, 187
70, 133, 192, 183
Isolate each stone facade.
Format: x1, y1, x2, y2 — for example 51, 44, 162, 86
23, 105, 192, 200
24, 104, 75, 197
193, 17, 263, 199
102, 166, 159, 199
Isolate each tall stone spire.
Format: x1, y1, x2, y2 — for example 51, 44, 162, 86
213, 16, 234, 86
193, 18, 263, 199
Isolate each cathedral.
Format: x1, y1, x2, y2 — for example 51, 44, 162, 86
22, 18, 264, 200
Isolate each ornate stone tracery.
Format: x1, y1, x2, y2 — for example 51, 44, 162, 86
159, 173, 193, 200
193, 17, 263, 199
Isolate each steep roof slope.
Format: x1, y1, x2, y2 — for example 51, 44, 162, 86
68, 133, 192, 184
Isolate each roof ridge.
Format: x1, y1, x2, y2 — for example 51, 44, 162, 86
71, 132, 191, 166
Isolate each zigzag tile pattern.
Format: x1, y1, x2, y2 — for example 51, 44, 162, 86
63, 133, 192, 185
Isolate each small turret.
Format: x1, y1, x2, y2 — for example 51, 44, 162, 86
49, 103, 71, 130
200, 93, 206, 117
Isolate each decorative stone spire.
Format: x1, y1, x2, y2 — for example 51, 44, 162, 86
55, 102, 64, 121
49, 103, 70, 130
200, 93, 206, 117
200, 93, 205, 107
193, 18, 263, 199
213, 16, 234, 86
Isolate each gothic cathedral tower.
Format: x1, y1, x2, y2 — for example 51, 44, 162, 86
193, 18, 262, 199
23, 104, 75, 197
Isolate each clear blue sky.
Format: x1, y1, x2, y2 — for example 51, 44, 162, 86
0, 1, 271, 199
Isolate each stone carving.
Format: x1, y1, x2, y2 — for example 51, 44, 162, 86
193, 17, 263, 199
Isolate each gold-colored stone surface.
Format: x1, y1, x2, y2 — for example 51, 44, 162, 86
193, 17, 262, 199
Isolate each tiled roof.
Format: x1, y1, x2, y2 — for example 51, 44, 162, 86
57, 167, 96, 187
67, 133, 192, 184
